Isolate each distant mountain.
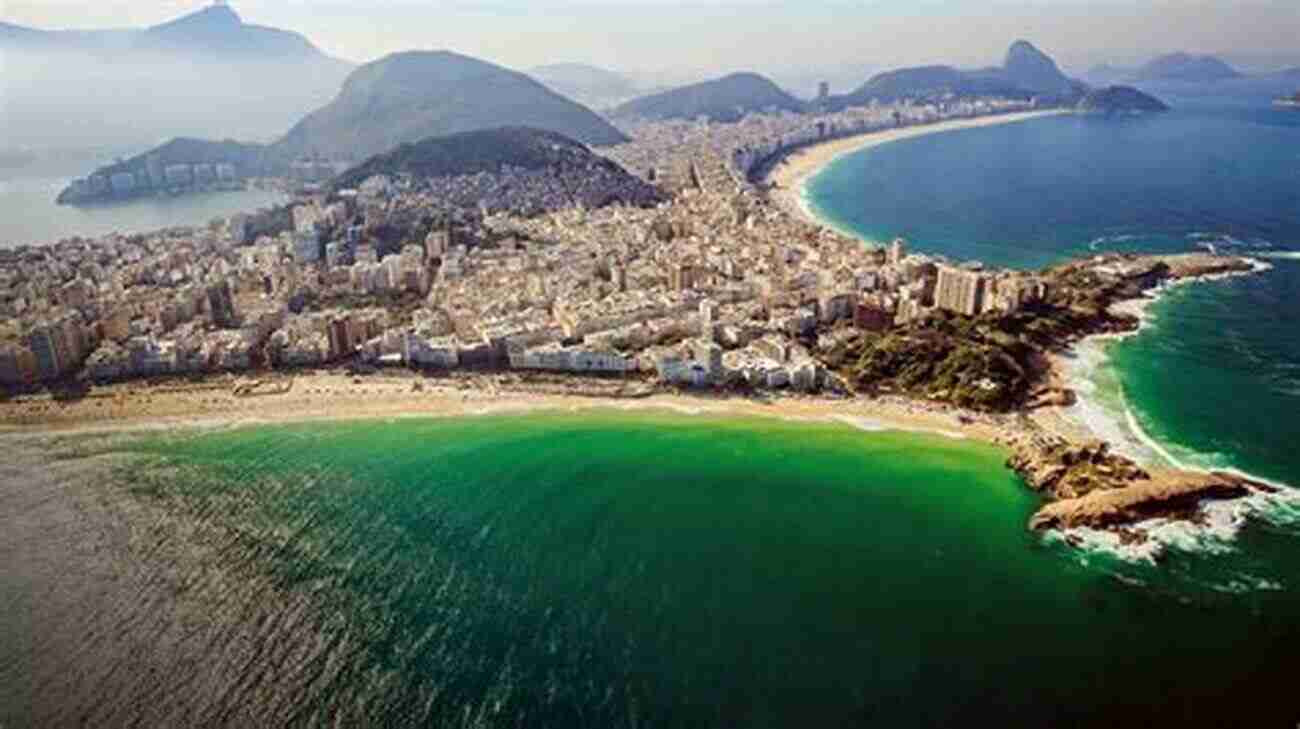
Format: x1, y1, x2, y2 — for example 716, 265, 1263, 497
0, 3, 352, 152
1, 3, 330, 59
1083, 64, 1136, 87
823, 65, 1031, 110
331, 127, 660, 211
1076, 86, 1170, 114
58, 50, 633, 204
1132, 53, 1242, 83
273, 51, 628, 162
822, 41, 1085, 111
529, 64, 639, 107
611, 72, 807, 123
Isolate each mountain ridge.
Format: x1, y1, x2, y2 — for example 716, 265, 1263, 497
2, 3, 353, 151
821, 41, 1085, 110
1131, 53, 1243, 82
611, 72, 807, 123
272, 50, 628, 162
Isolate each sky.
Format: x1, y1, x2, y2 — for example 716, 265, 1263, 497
6, 0, 1300, 76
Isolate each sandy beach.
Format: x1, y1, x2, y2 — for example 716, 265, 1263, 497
765, 109, 1069, 228
0, 370, 1015, 446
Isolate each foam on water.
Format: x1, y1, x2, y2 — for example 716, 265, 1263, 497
1056, 257, 1300, 562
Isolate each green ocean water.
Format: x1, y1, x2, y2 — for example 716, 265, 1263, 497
103, 412, 1300, 727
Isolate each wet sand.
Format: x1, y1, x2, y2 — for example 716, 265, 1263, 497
0, 371, 1011, 446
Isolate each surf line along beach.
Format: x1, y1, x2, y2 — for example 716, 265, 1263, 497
756, 106, 1286, 546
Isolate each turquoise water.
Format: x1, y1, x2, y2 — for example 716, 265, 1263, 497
808, 98, 1300, 491
76, 413, 1297, 726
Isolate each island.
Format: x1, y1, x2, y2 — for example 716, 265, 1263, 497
1076, 85, 1170, 114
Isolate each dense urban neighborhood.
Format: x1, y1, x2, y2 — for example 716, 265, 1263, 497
3, 98, 1054, 397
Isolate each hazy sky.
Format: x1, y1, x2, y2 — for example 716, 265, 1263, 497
7, 0, 1300, 75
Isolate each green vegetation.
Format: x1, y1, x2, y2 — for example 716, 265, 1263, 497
823, 261, 1158, 411
333, 128, 619, 189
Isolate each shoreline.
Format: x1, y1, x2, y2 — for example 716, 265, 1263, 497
763, 109, 1070, 232
1056, 258, 1274, 470
0, 371, 1009, 446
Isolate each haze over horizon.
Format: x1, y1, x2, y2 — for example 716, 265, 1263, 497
7, 0, 1300, 77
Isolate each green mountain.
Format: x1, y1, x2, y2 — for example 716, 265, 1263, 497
332, 127, 661, 212
611, 72, 806, 123
273, 51, 628, 162
1076, 86, 1171, 114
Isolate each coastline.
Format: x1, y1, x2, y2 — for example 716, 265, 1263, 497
763, 109, 1069, 231
0, 371, 1007, 446
1055, 258, 1275, 469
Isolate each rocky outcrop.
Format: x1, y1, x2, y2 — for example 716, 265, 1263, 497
1029, 471, 1266, 531
1007, 437, 1150, 500
1004, 431, 1273, 531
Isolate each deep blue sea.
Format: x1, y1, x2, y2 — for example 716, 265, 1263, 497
808, 97, 1300, 499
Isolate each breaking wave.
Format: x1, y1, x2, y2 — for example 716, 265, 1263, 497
1055, 256, 1298, 563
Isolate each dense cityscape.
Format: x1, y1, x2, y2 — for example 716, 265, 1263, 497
1, 98, 1045, 394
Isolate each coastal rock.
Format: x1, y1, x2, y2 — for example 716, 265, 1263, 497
1029, 471, 1265, 531
1006, 437, 1149, 499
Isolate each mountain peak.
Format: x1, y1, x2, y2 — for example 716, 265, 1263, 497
1002, 40, 1074, 96
167, 2, 243, 29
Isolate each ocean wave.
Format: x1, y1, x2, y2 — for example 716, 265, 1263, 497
1206, 576, 1285, 595
1052, 501, 1248, 566
1255, 251, 1300, 261
1087, 234, 1141, 251
1052, 261, 1300, 564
